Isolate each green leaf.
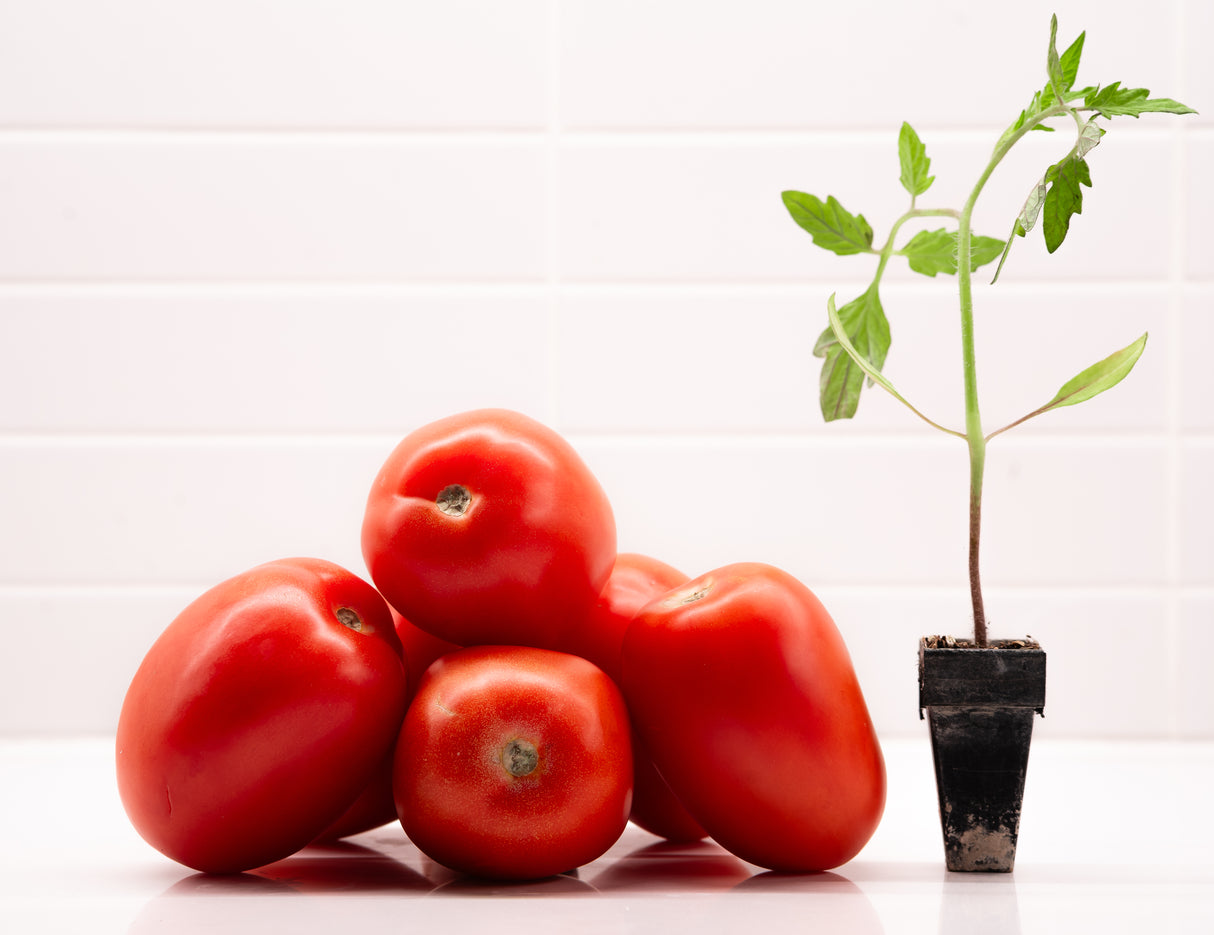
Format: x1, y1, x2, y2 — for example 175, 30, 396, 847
1073, 116, 1106, 158
900, 229, 956, 277
824, 295, 964, 438
898, 122, 935, 198
1019, 175, 1050, 235
1002, 117, 1102, 265
986, 333, 1149, 440
1003, 22, 1090, 142
1042, 153, 1092, 253
969, 235, 1007, 270
1084, 82, 1196, 118
781, 191, 875, 256
989, 221, 1022, 285
1056, 27, 1086, 94
813, 288, 889, 420
1042, 332, 1148, 411
1046, 14, 1065, 102
899, 229, 1006, 277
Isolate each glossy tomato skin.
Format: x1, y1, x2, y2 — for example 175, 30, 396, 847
620, 562, 886, 872
361, 409, 616, 650
557, 553, 707, 843
116, 558, 409, 874
395, 646, 633, 881
314, 608, 461, 842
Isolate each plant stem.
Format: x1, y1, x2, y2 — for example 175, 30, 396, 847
953, 105, 1075, 646
956, 206, 989, 647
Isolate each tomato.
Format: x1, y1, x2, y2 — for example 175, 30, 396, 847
557, 552, 707, 842
620, 562, 886, 872
393, 606, 463, 690
115, 557, 409, 874
361, 408, 616, 650
394, 645, 633, 880
315, 608, 460, 842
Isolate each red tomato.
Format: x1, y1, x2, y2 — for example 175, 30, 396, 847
393, 606, 462, 691
620, 562, 886, 872
394, 646, 633, 880
361, 409, 616, 650
314, 608, 460, 842
557, 553, 707, 843
115, 558, 409, 874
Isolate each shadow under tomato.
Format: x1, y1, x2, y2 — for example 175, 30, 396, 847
426, 869, 597, 897
126, 871, 301, 935
587, 839, 755, 893
145, 871, 300, 897
730, 867, 886, 934
250, 839, 434, 894
126, 842, 438, 933
732, 867, 864, 894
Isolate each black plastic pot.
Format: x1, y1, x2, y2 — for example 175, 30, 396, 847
918, 637, 1046, 873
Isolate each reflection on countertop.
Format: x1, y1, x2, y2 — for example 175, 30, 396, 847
3, 738, 1212, 935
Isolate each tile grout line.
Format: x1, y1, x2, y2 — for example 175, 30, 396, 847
1163, 0, 1190, 739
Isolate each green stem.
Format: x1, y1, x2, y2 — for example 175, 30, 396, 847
956, 204, 989, 647
954, 105, 1075, 646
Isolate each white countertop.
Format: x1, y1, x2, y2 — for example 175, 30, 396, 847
3, 736, 1212, 934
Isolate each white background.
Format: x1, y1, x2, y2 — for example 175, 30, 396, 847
1, 0, 1210, 742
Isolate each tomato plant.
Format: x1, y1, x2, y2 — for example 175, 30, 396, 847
620, 562, 886, 872
115, 557, 408, 874
782, 17, 1193, 646
394, 645, 633, 880
361, 408, 616, 650
557, 552, 706, 842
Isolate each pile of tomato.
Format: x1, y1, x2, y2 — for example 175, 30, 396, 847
116, 409, 886, 881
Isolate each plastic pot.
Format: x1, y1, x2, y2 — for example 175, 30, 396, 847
918, 636, 1046, 872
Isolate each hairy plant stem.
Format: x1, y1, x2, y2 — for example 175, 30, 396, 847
955, 106, 1068, 646
956, 207, 989, 647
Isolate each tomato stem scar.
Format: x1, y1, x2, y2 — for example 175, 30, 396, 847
501, 738, 539, 777
436, 484, 472, 516
335, 607, 363, 631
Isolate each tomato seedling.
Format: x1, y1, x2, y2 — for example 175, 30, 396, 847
782, 16, 1193, 645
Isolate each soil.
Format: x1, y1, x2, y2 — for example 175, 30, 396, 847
923, 635, 1040, 650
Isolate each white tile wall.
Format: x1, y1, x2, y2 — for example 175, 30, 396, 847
2, 0, 1209, 738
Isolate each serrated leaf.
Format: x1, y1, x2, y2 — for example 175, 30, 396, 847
813, 288, 889, 420
996, 115, 1102, 280
1042, 154, 1092, 253
898, 122, 935, 198
899, 229, 1006, 277
1084, 82, 1196, 118
1005, 23, 1090, 141
1042, 333, 1147, 411
781, 191, 875, 256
